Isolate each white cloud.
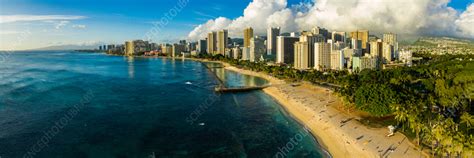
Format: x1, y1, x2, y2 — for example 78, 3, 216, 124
455, 4, 474, 38
295, 0, 460, 36
55, 20, 70, 29
72, 24, 87, 29
187, 0, 288, 41
187, 17, 232, 40
0, 15, 86, 23
187, 0, 474, 41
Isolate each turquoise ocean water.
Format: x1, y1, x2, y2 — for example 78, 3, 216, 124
0, 51, 326, 158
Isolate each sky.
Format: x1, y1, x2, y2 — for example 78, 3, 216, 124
0, 0, 473, 50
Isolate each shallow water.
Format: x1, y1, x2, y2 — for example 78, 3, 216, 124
0, 51, 326, 158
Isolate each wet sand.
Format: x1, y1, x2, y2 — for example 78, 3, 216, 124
222, 63, 428, 158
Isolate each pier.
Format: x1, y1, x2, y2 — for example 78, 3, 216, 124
202, 62, 271, 93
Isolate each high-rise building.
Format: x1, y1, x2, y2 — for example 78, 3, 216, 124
129, 40, 149, 54
330, 51, 345, 70
172, 44, 186, 57
243, 27, 254, 48
350, 30, 369, 51
370, 40, 383, 58
370, 40, 383, 68
186, 42, 197, 52
311, 27, 329, 40
331, 32, 346, 43
351, 38, 362, 50
276, 36, 299, 64
106, 45, 115, 50
314, 42, 331, 70
217, 30, 228, 55
232, 47, 242, 60
352, 55, 377, 72
207, 32, 217, 54
383, 33, 398, 60
250, 36, 265, 62
294, 41, 310, 69
299, 32, 325, 67
342, 48, 362, 69
267, 27, 280, 55
161, 44, 172, 55
383, 33, 397, 46
328, 39, 345, 54
197, 39, 207, 54
242, 47, 250, 61
225, 48, 232, 58
125, 41, 134, 56
382, 42, 393, 63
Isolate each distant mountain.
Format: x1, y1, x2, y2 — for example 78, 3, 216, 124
30, 43, 105, 51
409, 36, 474, 48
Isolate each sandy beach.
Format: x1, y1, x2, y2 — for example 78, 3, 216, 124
221, 63, 428, 158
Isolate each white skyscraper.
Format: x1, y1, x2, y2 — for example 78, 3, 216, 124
314, 42, 331, 70
267, 27, 280, 55
276, 36, 299, 64
250, 36, 265, 62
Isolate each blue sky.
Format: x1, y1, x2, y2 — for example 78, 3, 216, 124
0, 0, 472, 50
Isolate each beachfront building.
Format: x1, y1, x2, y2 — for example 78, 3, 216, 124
172, 44, 186, 57
249, 36, 265, 62
161, 44, 172, 55
207, 32, 217, 55
300, 31, 325, 67
242, 47, 250, 61
276, 36, 299, 65
186, 42, 197, 52
330, 51, 345, 70
197, 39, 207, 54
125, 41, 134, 56
124, 40, 149, 56
267, 27, 280, 55
217, 30, 228, 56
134, 40, 149, 54
232, 47, 242, 60
244, 27, 254, 48
294, 41, 310, 69
314, 42, 331, 70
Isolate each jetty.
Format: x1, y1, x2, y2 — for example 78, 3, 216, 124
202, 62, 271, 93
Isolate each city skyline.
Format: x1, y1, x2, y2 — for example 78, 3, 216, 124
0, 0, 473, 50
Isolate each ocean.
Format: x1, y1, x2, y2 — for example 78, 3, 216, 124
0, 51, 326, 158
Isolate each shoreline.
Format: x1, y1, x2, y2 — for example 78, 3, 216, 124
108, 55, 428, 158
217, 61, 427, 158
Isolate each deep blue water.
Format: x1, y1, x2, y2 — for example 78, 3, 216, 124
0, 51, 326, 158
